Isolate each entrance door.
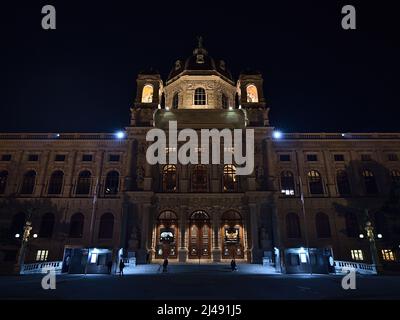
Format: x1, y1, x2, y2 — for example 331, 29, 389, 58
188, 211, 211, 259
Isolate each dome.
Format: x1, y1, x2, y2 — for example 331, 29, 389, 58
167, 37, 234, 84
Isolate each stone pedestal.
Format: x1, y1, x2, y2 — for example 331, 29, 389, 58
178, 248, 188, 262
212, 248, 222, 262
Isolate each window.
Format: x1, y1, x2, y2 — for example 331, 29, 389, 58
279, 154, 291, 162
90, 253, 98, 263
361, 154, 372, 162
286, 213, 301, 238
388, 154, 398, 161
1, 154, 11, 161
308, 170, 324, 195
0, 171, 8, 194
192, 165, 208, 192
362, 169, 378, 195
345, 212, 359, 237
222, 94, 228, 109
82, 154, 93, 162
28, 154, 39, 161
194, 88, 206, 105
55, 154, 66, 162
315, 212, 331, 238
351, 250, 364, 261
334, 154, 345, 162
108, 154, 120, 162
104, 171, 119, 195
246, 85, 258, 103
36, 250, 49, 262
382, 249, 395, 261
141, 84, 154, 103
20, 170, 36, 194
390, 170, 400, 185
299, 253, 308, 263
306, 154, 318, 162
76, 171, 91, 195
47, 170, 64, 195
173, 92, 179, 109
162, 165, 177, 192
280, 171, 295, 196
39, 213, 55, 238
336, 170, 351, 196
223, 165, 237, 192
98, 213, 114, 239
69, 213, 84, 238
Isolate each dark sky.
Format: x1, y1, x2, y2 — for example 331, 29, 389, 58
0, 0, 399, 133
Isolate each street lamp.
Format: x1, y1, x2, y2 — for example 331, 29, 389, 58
359, 220, 382, 274
14, 220, 38, 274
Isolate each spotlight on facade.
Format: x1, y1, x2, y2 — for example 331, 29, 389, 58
157, 104, 161, 110
33, 234, 38, 238
15, 233, 20, 238
229, 106, 233, 110
273, 130, 283, 139
299, 247, 305, 252
55, 133, 60, 138
377, 234, 383, 239
115, 131, 126, 139
165, 106, 170, 111
238, 105, 242, 109
359, 234, 364, 239
341, 133, 346, 137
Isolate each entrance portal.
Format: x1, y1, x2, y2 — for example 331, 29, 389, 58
189, 211, 211, 260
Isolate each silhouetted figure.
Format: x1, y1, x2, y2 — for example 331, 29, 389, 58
231, 259, 237, 272
162, 258, 168, 272
119, 258, 125, 276
107, 260, 112, 274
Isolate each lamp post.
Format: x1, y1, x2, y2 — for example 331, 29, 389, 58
359, 220, 382, 274
14, 219, 38, 274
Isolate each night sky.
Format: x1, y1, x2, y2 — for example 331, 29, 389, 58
0, 1, 399, 133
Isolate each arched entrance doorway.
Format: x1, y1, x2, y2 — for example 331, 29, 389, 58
155, 211, 178, 259
221, 211, 244, 259
188, 211, 211, 260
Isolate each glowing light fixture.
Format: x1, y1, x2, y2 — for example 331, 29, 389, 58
359, 234, 364, 239
238, 105, 242, 109
165, 106, 170, 111
15, 233, 20, 238
377, 234, 383, 239
273, 130, 283, 139
115, 131, 126, 139
157, 104, 161, 110
229, 106, 233, 110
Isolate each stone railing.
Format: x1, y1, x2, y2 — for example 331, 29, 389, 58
334, 260, 377, 275
20, 261, 63, 275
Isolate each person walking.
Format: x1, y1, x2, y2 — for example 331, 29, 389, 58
119, 258, 125, 276
162, 258, 168, 273
230, 259, 237, 272
107, 260, 113, 274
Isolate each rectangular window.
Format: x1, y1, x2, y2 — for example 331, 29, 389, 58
90, 253, 98, 264
388, 154, 399, 161
108, 154, 120, 162
1, 154, 12, 161
382, 249, 395, 261
55, 154, 66, 162
334, 154, 345, 162
36, 250, 49, 262
279, 154, 291, 162
299, 253, 308, 263
361, 154, 372, 162
28, 154, 39, 162
351, 249, 364, 261
82, 154, 93, 162
306, 154, 318, 162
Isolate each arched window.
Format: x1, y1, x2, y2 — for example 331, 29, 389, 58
173, 92, 179, 109
10, 212, 25, 237
336, 170, 351, 196
390, 170, 400, 185
221, 210, 242, 221
246, 84, 258, 103
162, 165, 177, 192
194, 88, 206, 105
222, 94, 228, 109
345, 212, 358, 237
141, 84, 153, 103
308, 170, 324, 195
362, 169, 378, 195
315, 212, 331, 238
104, 171, 119, 195
192, 165, 208, 192
156, 211, 178, 258
48, 170, 64, 195
69, 213, 84, 238
158, 210, 178, 221
286, 213, 301, 238
20, 170, 36, 195
76, 171, 91, 195
98, 213, 114, 239
281, 171, 295, 196
0, 170, 8, 194
223, 165, 237, 192
39, 213, 55, 238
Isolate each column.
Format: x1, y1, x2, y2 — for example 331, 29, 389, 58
212, 207, 221, 262
178, 206, 188, 262
249, 203, 261, 263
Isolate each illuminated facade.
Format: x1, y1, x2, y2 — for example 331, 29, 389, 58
0, 40, 400, 274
